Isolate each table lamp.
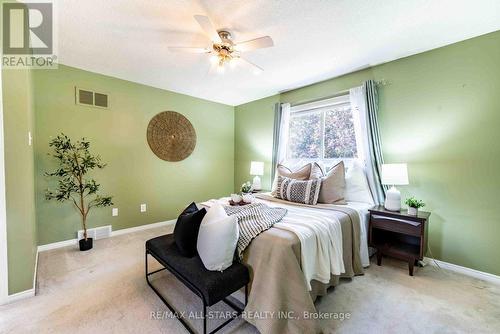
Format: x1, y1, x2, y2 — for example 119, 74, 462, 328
381, 163, 408, 211
250, 161, 264, 191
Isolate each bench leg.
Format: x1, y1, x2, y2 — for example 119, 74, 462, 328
245, 285, 248, 306
146, 249, 247, 334
203, 303, 207, 334
146, 250, 196, 333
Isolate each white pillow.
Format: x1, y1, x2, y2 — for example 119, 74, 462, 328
201, 203, 227, 225
197, 204, 239, 271
345, 161, 375, 204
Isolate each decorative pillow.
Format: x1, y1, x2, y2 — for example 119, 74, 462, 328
271, 163, 311, 196
197, 204, 239, 271
173, 202, 207, 257
345, 160, 375, 204
318, 161, 346, 204
275, 175, 322, 205
200, 202, 227, 225
309, 161, 325, 179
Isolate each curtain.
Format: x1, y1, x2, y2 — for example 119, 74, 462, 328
271, 103, 291, 181
350, 80, 386, 204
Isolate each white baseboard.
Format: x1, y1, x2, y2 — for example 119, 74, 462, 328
424, 257, 500, 285
33, 251, 39, 292
37, 219, 176, 253
2, 288, 35, 305
0, 249, 40, 305
37, 238, 77, 252
1, 220, 176, 305
111, 219, 175, 237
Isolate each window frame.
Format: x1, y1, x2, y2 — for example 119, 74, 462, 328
287, 94, 360, 162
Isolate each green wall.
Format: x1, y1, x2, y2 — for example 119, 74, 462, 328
34, 64, 234, 245
234, 95, 280, 191
2, 67, 37, 294
234, 30, 500, 276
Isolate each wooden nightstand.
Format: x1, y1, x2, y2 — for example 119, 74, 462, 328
368, 205, 431, 276
251, 189, 268, 194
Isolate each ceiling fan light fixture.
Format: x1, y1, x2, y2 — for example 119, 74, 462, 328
209, 54, 219, 64
216, 64, 225, 74
170, 15, 273, 75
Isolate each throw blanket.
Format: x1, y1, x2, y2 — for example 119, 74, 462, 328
274, 205, 344, 290
224, 203, 287, 258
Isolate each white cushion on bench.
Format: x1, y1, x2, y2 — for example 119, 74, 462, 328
197, 204, 239, 271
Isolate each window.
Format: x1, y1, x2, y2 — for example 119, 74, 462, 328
287, 95, 361, 162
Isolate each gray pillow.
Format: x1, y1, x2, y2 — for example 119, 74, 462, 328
275, 175, 322, 205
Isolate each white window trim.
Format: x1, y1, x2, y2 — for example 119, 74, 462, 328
290, 94, 350, 113
0, 65, 9, 303
287, 94, 362, 162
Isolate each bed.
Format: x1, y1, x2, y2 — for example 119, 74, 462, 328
201, 193, 373, 334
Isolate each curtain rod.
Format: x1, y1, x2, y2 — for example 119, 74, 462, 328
288, 79, 389, 108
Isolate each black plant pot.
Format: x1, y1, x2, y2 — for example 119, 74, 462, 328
79, 238, 93, 251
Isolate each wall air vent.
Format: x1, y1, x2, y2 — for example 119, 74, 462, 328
75, 87, 109, 109
77, 225, 112, 241
94, 225, 112, 240
78, 89, 93, 105
94, 92, 108, 108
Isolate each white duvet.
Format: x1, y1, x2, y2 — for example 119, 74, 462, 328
201, 195, 371, 291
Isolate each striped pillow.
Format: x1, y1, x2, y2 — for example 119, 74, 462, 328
276, 175, 322, 205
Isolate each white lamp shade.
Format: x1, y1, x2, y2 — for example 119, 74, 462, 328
250, 161, 264, 176
381, 163, 409, 185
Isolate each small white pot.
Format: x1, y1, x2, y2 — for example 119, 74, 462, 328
231, 194, 242, 203
407, 207, 418, 215
242, 193, 254, 203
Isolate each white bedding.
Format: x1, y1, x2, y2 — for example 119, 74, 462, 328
343, 201, 372, 267
202, 195, 372, 288
254, 199, 345, 290
253, 194, 371, 269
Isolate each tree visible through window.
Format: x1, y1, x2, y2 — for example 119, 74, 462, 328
287, 102, 358, 160
288, 112, 322, 159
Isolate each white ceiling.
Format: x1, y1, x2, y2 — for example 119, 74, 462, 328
56, 0, 500, 106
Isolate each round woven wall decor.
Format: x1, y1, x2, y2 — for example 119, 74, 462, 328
147, 111, 196, 162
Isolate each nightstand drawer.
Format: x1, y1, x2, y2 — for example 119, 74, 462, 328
371, 217, 421, 236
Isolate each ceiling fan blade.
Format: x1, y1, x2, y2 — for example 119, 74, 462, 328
168, 47, 209, 53
239, 56, 264, 73
234, 36, 274, 52
194, 15, 222, 43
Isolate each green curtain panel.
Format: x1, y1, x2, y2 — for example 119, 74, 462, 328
363, 80, 386, 203
271, 102, 282, 182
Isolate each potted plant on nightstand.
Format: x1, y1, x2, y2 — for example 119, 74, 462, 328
405, 197, 425, 216
241, 181, 252, 194
45, 134, 113, 251
241, 181, 253, 203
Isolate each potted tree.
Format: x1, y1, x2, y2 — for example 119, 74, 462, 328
45, 134, 113, 251
405, 197, 425, 216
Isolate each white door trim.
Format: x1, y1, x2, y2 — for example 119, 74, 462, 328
0, 61, 10, 303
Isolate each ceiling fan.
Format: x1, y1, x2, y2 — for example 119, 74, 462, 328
168, 15, 274, 74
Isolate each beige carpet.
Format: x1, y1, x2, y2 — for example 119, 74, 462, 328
1, 225, 499, 334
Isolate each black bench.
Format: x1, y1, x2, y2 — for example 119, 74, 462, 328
145, 234, 249, 334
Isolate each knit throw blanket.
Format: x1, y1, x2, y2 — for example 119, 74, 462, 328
224, 203, 287, 258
